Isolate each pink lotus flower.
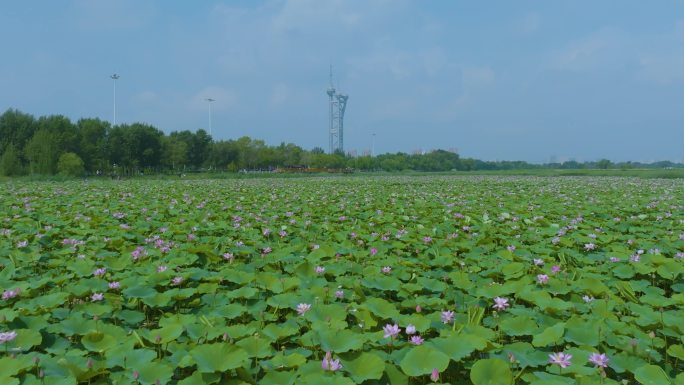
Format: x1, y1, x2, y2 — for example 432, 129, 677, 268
582, 295, 594, 303
108, 281, 121, 290
131, 247, 147, 260
409, 335, 424, 345
493, 297, 510, 311
537, 274, 549, 284
321, 351, 342, 371
381, 266, 392, 274
441, 310, 455, 324
91, 293, 104, 302
584, 243, 596, 251
93, 268, 107, 277
157, 265, 168, 273
507, 245, 516, 252
415, 305, 422, 313
16, 240, 28, 248
335, 290, 344, 299
223, 252, 234, 261
405, 324, 416, 335
383, 323, 400, 339
430, 368, 439, 382
588, 352, 609, 368
171, 276, 184, 286
2, 289, 20, 300
549, 352, 572, 368
533, 258, 544, 266
296, 303, 311, 316
370, 247, 378, 256
315, 266, 325, 274
0, 331, 18, 344
551, 265, 561, 274
423, 236, 432, 243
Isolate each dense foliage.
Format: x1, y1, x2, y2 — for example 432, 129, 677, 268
0, 176, 682, 384
1, 109, 681, 176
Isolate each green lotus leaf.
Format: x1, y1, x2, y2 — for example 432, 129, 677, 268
177, 371, 221, 385
364, 297, 400, 320
0, 355, 34, 377
122, 285, 157, 299
667, 344, 684, 360
7, 329, 43, 350
189, 343, 249, 373
532, 322, 565, 347
399, 345, 450, 377
428, 335, 479, 361
500, 316, 538, 336
259, 370, 298, 385
633, 364, 673, 385
385, 363, 409, 385
81, 331, 119, 352
269, 352, 307, 368
341, 351, 385, 383
470, 358, 513, 385
106, 346, 155, 368
317, 329, 366, 353
236, 335, 274, 358
133, 361, 175, 385
147, 323, 184, 344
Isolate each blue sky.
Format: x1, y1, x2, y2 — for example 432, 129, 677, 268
1, 1, 683, 162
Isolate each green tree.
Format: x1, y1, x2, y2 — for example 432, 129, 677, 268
0, 144, 23, 176
596, 159, 612, 169
76, 118, 109, 172
161, 136, 189, 170
0, 109, 36, 156
24, 129, 60, 174
57, 152, 85, 176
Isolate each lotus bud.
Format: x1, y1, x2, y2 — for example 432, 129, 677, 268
430, 368, 439, 382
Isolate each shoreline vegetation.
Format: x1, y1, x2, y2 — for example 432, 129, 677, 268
2, 168, 684, 183
1, 109, 682, 179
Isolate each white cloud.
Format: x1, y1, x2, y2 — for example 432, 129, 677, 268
636, 20, 684, 84
462, 67, 495, 88
271, 0, 363, 32
548, 28, 629, 72
269, 83, 291, 106
515, 12, 540, 35
67, 0, 155, 30
134, 91, 159, 103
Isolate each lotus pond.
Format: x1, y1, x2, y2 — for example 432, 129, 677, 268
0, 176, 683, 385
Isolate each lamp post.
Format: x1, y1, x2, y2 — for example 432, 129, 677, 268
205, 98, 215, 137
110, 74, 120, 126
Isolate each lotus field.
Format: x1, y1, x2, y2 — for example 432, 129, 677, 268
1, 176, 684, 385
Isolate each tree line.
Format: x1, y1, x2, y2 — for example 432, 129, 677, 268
0, 109, 680, 176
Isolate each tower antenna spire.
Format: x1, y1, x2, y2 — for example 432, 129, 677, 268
329, 64, 334, 88
326, 65, 348, 154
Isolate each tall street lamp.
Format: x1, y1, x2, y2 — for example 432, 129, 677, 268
110, 74, 120, 126
205, 98, 215, 137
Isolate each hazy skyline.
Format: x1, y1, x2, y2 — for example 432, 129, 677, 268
1, 1, 683, 163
